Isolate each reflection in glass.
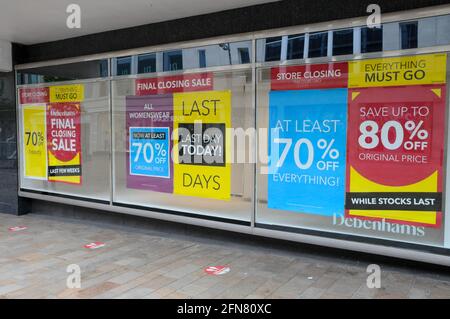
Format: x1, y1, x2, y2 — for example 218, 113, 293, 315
308, 32, 328, 58
287, 34, 305, 60
198, 49, 207, 68
333, 29, 353, 56
361, 26, 383, 53
163, 50, 183, 71
138, 54, 156, 74
265, 37, 282, 62
116, 56, 132, 76
400, 21, 418, 50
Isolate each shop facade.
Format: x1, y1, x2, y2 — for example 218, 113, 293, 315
8, 1, 450, 266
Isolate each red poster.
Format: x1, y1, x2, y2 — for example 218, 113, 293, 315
46, 103, 82, 184
271, 62, 348, 91
136, 73, 213, 95
19, 87, 49, 104
346, 85, 446, 227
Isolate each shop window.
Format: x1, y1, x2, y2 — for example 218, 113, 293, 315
308, 32, 328, 58
198, 50, 207, 68
287, 34, 305, 60
163, 50, 183, 71
238, 48, 250, 64
111, 69, 254, 223
400, 21, 418, 49
18, 63, 111, 201
361, 26, 383, 53
265, 37, 282, 62
333, 29, 353, 56
138, 54, 156, 74
116, 56, 132, 76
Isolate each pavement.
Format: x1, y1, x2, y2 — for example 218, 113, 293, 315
0, 212, 449, 299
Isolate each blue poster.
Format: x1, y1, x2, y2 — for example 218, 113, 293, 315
268, 89, 348, 216
129, 127, 171, 179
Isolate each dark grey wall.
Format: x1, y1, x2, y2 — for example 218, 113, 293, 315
15, 0, 450, 64
0, 70, 30, 215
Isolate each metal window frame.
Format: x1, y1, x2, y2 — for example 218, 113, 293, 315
15, 4, 450, 266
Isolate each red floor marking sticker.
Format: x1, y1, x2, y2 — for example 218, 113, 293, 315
9, 226, 27, 232
204, 266, 230, 276
84, 242, 105, 249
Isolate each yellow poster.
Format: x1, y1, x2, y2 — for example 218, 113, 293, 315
49, 84, 84, 103
173, 91, 231, 200
349, 53, 447, 88
23, 105, 47, 180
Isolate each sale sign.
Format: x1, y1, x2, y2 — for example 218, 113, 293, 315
23, 105, 47, 180
47, 103, 82, 184
349, 54, 447, 88
126, 95, 173, 193
49, 84, 84, 103
271, 62, 348, 91
173, 91, 231, 200
346, 85, 446, 227
136, 73, 213, 95
268, 89, 348, 216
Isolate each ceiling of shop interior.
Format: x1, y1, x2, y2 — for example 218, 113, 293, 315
0, 0, 278, 45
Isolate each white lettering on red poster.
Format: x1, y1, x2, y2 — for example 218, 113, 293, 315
19, 87, 49, 104
271, 62, 348, 90
136, 73, 213, 95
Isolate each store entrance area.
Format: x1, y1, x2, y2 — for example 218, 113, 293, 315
0, 210, 449, 299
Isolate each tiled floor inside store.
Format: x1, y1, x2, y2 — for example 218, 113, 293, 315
0, 212, 449, 299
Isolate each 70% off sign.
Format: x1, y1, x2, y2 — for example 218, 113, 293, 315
273, 138, 340, 171
132, 140, 168, 165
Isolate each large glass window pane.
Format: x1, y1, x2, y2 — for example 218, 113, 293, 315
308, 32, 328, 58
256, 53, 449, 249
112, 70, 254, 222
333, 29, 353, 56
238, 48, 250, 64
18, 79, 111, 201
361, 26, 383, 53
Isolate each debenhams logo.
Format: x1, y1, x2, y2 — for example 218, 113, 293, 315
333, 214, 425, 237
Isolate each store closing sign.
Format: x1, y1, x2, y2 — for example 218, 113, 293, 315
19, 87, 49, 104
174, 91, 231, 200
268, 62, 348, 216
47, 103, 82, 184
271, 62, 348, 90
